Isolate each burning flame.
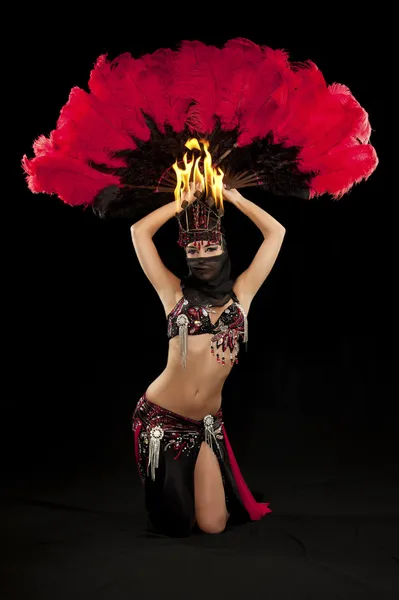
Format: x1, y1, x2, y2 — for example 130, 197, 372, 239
173, 139, 224, 212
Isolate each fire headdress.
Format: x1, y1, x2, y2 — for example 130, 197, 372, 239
22, 38, 378, 246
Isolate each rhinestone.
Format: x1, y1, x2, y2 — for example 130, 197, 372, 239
204, 415, 214, 428
150, 425, 164, 440
177, 314, 189, 326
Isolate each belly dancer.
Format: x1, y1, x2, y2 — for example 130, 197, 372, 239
131, 182, 284, 535
22, 38, 378, 536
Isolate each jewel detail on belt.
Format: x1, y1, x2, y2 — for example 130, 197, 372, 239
203, 414, 222, 456
144, 413, 223, 481
148, 425, 164, 481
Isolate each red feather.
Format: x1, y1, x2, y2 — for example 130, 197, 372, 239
89, 51, 190, 134
22, 153, 119, 205
216, 38, 265, 129
308, 144, 378, 199
235, 47, 297, 146
54, 87, 135, 166
23, 38, 378, 207
172, 40, 226, 132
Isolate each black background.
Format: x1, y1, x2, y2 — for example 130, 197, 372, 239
3, 10, 397, 599
8, 16, 392, 473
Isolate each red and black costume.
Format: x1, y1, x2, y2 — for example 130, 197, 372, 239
133, 395, 270, 536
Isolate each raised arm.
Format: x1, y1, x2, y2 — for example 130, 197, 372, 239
131, 201, 181, 310
223, 188, 286, 308
131, 184, 197, 312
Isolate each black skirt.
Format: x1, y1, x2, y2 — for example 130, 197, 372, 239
132, 394, 271, 537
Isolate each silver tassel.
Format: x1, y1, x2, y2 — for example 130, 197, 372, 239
176, 314, 189, 369
204, 418, 213, 448
148, 425, 164, 481
203, 415, 222, 456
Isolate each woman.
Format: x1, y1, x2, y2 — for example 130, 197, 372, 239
131, 182, 285, 536
22, 37, 377, 536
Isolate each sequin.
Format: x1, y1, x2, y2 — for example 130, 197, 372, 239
134, 400, 224, 481
167, 297, 246, 366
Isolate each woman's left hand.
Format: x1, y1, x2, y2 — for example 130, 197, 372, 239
222, 185, 242, 204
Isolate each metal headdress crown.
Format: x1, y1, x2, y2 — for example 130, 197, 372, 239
176, 192, 224, 247
173, 137, 226, 247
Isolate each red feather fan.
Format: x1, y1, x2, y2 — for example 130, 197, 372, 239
22, 38, 378, 213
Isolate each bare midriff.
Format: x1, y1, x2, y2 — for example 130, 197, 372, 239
145, 297, 239, 420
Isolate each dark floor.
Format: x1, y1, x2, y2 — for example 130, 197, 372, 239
2, 428, 398, 600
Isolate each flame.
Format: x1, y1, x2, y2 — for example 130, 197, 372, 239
173, 138, 224, 212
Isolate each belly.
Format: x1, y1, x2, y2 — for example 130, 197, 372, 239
145, 334, 237, 420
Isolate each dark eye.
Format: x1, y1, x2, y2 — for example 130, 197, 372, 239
206, 246, 217, 252
187, 248, 196, 254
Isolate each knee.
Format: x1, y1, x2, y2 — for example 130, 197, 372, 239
196, 514, 227, 535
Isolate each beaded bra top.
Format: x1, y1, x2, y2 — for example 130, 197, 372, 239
167, 293, 248, 368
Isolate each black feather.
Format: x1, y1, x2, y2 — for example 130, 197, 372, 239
91, 113, 312, 220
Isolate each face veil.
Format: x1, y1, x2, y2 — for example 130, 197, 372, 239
181, 249, 235, 306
